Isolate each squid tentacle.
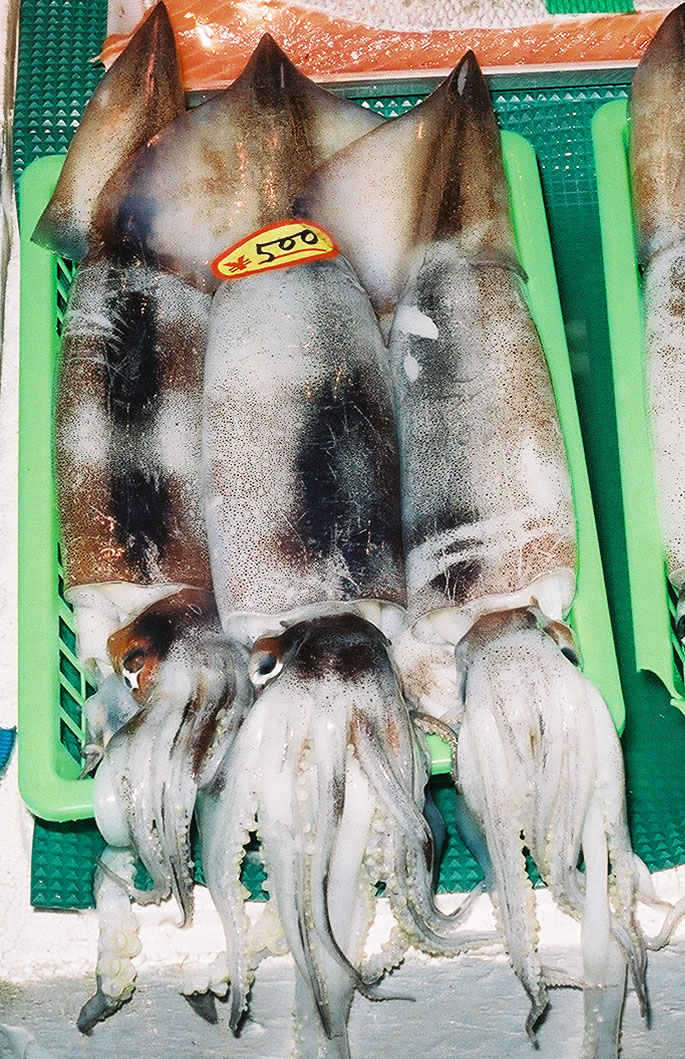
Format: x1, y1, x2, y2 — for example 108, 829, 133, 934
77, 847, 141, 1033
256, 688, 338, 1038
366, 784, 498, 958
197, 694, 273, 1029
580, 796, 629, 1059
308, 692, 387, 1000
351, 709, 498, 956
459, 709, 547, 1041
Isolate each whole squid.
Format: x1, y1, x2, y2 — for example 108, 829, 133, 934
297, 48, 673, 1057
38, 18, 387, 680
44, 23, 408, 1042
629, 1, 685, 635
201, 140, 501, 1048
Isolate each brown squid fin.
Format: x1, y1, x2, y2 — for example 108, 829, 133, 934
295, 49, 517, 327
629, 2, 685, 264
33, 2, 184, 260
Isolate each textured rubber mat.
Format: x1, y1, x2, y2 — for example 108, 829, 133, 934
16, 0, 685, 907
546, 0, 635, 11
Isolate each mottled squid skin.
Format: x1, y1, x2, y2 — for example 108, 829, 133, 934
630, 3, 685, 626
96, 34, 385, 291
32, 0, 211, 676
47, 30, 389, 674
389, 243, 575, 643
196, 614, 498, 1057
56, 259, 213, 673
203, 258, 406, 641
456, 609, 646, 1057
298, 52, 576, 645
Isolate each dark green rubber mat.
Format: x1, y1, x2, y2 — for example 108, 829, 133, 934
32, 819, 270, 908
15, 0, 685, 907
546, 1, 634, 12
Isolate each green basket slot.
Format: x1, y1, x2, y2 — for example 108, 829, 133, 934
592, 99, 685, 713
17, 124, 625, 824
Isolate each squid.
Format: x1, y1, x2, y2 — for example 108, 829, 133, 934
82, 588, 254, 1030
197, 613, 498, 1058
34, 2, 211, 680
629, 1, 685, 635
37, 12, 386, 680
297, 48, 681, 1056
44, 20, 397, 1038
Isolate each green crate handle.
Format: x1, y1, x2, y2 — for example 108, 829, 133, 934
592, 99, 685, 712
17, 128, 625, 820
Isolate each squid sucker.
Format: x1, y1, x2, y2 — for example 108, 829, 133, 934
629, 1, 685, 634
197, 613, 499, 1058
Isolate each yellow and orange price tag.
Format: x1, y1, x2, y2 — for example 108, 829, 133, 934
211, 220, 339, 280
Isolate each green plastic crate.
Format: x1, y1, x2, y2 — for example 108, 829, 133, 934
17, 122, 624, 826
592, 99, 685, 712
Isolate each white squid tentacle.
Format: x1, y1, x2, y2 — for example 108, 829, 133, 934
580, 795, 629, 1059
77, 847, 141, 1033
196, 689, 278, 1028
457, 682, 547, 1039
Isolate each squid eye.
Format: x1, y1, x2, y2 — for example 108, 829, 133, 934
122, 648, 146, 692
249, 651, 283, 688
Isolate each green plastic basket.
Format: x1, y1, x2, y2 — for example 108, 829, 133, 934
592, 99, 685, 712
17, 121, 625, 825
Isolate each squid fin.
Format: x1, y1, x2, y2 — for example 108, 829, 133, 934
629, 2, 685, 264
96, 33, 383, 289
296, 49, 517, 333
33, 2, 184, 260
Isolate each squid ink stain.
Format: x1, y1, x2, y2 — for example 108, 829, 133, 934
110, 468, 170, 578
284, 368, 402, 585
104, 287, 159, 424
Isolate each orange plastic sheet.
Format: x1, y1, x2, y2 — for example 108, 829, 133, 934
101, 2, 667, 89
